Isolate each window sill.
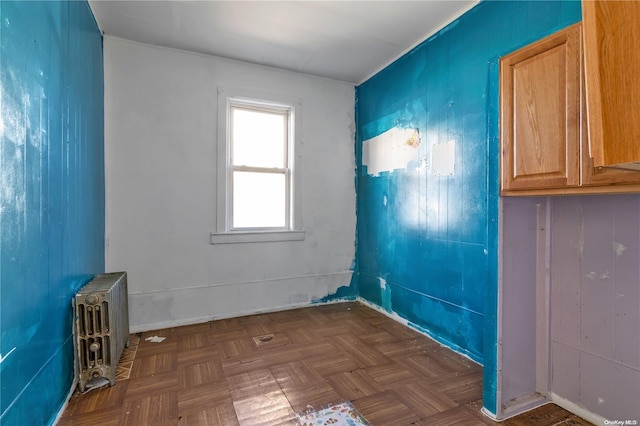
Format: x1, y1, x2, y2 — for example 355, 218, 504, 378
210, 230, 306, 245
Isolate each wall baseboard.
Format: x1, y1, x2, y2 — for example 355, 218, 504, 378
481, 407, 499, 421
129, 298, 349, 334
127, 272, 353, 332
549, 392, 608, 426
51, 377, 77, 426
496, 393, 548, 421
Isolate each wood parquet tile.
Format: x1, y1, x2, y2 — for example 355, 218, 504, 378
427, 371, 484, 405
130, 351, 177, 378
232, 391, 296, 426
327, 369, 384, 401
270, 360, 323, 387
177, 382, 232, 415
395, 353, 451, 380
326, 334, 390, 368
352, 391, 421, 426
364, 362, 417, 388
177, 345, 221, 366
391, 381, 459, 418
122, 390, 178, 426
134, 338, 178, 358
177, 398, 239, 426
59, 302, 592, 425
279, 380, 342, 413
420, 405, 491, 426
178, 332, 214, 351
227, 369, 281, 401
125, 371, 178, 399
64, 380, 130, 417
62, 406, 125, 426
178, 358, 225, 389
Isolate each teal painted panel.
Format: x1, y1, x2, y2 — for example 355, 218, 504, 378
358, 273, 384, 308
0, 1, 104, 424
355, 0, 581, 416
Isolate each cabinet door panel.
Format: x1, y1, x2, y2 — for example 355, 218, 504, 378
582, 81, 640, 186
501, 24, 581, 192
583, 0, 640, 168
513, 46, 567, 179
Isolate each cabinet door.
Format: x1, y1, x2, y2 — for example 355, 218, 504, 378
583, 1, 640, 169
500, 24, 581, 193
582, 81, 640, 186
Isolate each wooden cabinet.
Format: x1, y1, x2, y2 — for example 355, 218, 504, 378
583, 0, 640, 170
500, 24, 581, 193
500, 21, 640, 196
581, 91, 640, 186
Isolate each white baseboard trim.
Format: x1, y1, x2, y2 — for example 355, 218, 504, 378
129, 297, 353, 334
481, 407, 499, 421
496, 393, 549, 421
549, 392, 608, 426
127, 272, 354, 332
52, 377, 77, 426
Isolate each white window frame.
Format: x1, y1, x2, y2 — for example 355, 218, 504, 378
211, 87, 305, 244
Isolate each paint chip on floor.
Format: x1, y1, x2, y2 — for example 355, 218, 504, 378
144, 335, 166, 343
296, 402, 370, 425
252, 334, 275, 347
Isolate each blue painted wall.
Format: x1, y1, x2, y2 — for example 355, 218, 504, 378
0, 1, 104, 424
355, 0, 581, 415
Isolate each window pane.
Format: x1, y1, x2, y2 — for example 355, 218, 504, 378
232, 108, 286, 168
233, 171, 286, 228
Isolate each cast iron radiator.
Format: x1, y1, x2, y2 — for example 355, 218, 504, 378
74, 271, 130, 392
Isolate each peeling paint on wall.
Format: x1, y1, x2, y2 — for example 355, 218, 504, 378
362, 127, 421, 176
380, 277, 392, 312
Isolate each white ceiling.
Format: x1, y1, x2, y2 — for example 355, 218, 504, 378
89, 0, 478, 84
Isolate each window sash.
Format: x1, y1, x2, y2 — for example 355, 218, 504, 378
230, 104, 289, 169
227, 102, 292, 231
229, 167, 291, 231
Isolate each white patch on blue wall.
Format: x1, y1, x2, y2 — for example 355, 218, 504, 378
362, 127, 421, 176
432, 140, 456, 177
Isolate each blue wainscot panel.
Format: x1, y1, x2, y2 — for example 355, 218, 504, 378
0, 1, 104, 424
354, 0, 581, 416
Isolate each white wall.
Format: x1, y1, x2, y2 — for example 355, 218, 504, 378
549, 195, 640, 423
104, 37, 356, 332
499, 195, 640, 423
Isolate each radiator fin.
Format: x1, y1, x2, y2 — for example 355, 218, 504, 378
74, 271, 129, 392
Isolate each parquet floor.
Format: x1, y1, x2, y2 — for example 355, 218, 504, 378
59, 302, 592, 425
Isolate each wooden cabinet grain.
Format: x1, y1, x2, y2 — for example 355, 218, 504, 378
500, 24, 581, 193
581, 90, 640, 187
500, 20, 640, 196
583, 0, 640, 170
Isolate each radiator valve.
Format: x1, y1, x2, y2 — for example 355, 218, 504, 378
85, 294, 99, 305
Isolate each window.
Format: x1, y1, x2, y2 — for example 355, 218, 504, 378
230, 102, 289, 229
212, 88, 304, 244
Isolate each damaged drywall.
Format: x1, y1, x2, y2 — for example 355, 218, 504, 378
362, 127, 421, 176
